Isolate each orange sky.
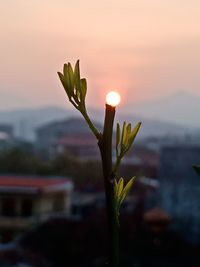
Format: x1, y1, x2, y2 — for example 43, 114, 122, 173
0, 0, 200, 110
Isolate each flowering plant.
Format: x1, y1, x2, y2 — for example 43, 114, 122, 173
58, 60, 141, 267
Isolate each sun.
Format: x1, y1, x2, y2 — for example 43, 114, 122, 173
106, 91, 121, 107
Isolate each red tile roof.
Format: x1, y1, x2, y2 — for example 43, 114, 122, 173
0, 176, 72, 194
56, 135, 97, 146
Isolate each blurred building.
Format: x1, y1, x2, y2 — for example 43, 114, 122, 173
159, 145, 200, 244
0, 125, 14, 138
0, 175, 73, 241
0, 124, 14, 151
36, 118, 101, 159
54, 134, 99, 160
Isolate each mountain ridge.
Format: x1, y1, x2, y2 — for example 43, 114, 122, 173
120, 91, 200, 128
0, 107, 192, 141
0, 91, 199, 140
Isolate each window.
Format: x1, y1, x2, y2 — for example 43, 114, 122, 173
53, 195, 65, 211
21, 199, 33, 217
2, 198, 16, 217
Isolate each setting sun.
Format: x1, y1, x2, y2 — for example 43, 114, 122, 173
106, 91, 121, 107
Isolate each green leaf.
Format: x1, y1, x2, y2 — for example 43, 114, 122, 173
124, 123, 131, 145
68, 63, 74, 89
123, 177, 135, 195
116, 177, 124, 198
120, 122, 127, 152
57, 72, 71, 98
80, 78, 87, 102
116, 123, 121, 157
64, 64, 72, 92
76, 90, 81, 101
74, 60, 81, 92
63, 63, 68, 77
114, 179, 118, 197
127, 123, 131, 135
58, 72, 66, 87
193, 165, 200, 176
114, 178, 123, 216
119, 177, 135, 206
126, 122, 141, 152
116, 123, 121, 147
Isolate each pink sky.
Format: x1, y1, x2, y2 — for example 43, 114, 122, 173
0, 0, 200, 110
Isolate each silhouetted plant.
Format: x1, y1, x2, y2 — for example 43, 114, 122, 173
58, 60, 141, 267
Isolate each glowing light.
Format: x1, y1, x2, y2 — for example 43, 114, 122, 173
106, 91, 121, 107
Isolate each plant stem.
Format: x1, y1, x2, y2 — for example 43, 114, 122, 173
81, 109, 100, 139
113, 156, 122, 175
98, 104, 119, 267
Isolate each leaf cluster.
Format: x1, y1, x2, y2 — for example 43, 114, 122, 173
113, 121, 141, 173
58, 60, 87, 111
114, 177, 135, 223
58, 60, 99, 138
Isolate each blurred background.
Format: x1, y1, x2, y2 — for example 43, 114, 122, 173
0, 1, 200, 266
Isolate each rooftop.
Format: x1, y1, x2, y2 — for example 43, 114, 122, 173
0, 175, 73, 194
56, 134, 97, 146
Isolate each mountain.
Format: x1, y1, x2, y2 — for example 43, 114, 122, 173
115, 113, 189, 139
120, 91, 200, 128
0, 103, 191, 141
87, 108, 189, 138
0, 106, 76, 140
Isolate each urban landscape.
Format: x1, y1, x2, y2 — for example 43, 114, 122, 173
1, 1, 200, 266
0, 105, 199, 266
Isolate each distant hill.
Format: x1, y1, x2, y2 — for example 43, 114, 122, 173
0, 103, 192, 141
120, 91, 200, 128
116, 113, 189, 139
0, 106, 75, 140
37, 117, 102, 136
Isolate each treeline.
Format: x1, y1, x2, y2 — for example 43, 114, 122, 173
0, 146, 155, 190
0, 147, 103, 190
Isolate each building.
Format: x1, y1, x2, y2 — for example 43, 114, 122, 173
36, 117, 101, 159
0, 124, 14, 151
0, 175, 73, 240
0, 125, 14, 138
159, 145, 200, 244
54, 134, 99, 160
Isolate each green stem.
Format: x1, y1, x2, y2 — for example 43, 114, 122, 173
113, 156, 122, 175
81, 108, 100, 139
98, 104, 119, 267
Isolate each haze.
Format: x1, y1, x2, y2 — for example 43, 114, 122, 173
0, 0, 200, 110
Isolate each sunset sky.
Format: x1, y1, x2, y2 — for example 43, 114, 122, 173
0, 0, 200, 110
